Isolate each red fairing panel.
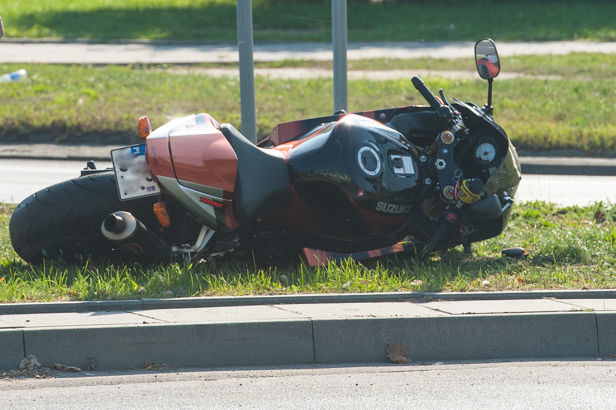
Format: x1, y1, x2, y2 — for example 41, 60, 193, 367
169, 129, 238, 199
145, 114, 242, 231
147, 137, 175, 180
146, 114, 237, 200
260, 106, 404, 148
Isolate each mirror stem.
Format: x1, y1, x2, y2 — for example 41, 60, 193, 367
485, 78, 494, 116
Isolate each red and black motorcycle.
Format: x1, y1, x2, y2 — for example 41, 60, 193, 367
10, 39, 521, 266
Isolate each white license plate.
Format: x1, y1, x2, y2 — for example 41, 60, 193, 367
111, 145, 161, 200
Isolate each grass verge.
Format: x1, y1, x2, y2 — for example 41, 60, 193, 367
3, 0, 616, 42
3, 53, 616, 152
1, 200, 616, 303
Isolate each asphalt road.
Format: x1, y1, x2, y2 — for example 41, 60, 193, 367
1, 361, 615, 409
1, 159, 615, 206
0, 159, 112, 204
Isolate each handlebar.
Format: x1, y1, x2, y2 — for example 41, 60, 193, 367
411, 76, 442, 109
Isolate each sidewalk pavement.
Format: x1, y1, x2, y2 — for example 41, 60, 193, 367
1, 143, 616, 176
3, 40, 616, 64
1, 290, 615, 372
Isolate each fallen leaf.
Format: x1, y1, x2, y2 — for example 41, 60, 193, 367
83, 357, 98, 371
143, 362, 173, 371
517, 277, 525, 283
385, 342, 411, 364
0, 277, 5, 283
19, 355, 42, 370
52, 363, 81, 372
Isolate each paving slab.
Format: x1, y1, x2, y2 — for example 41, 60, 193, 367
421, 299, 585, 315
272, 301, 446, 319
0, 318, 18, 328
131, 305, 308, 324
0, 310, 166, 329
553, 299, 616, 312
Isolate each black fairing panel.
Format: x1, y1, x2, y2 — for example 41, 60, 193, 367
288, 114, 422, 240
386, 108, 445, 146
220, 124, 292, 223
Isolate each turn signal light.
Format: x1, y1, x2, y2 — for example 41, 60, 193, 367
138, 116, 152, 139
153, 202, 171, 228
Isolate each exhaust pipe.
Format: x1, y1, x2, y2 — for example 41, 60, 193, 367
101, 211, 168, 263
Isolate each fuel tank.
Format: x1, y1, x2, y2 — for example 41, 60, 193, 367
287, 114, 422, 239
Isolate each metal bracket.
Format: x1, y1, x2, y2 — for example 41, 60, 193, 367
171, 225, 215, 258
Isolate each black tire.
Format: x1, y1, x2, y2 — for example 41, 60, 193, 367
9, 171, 160, 263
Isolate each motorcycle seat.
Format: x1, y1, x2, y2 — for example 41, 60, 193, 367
220, 124, 292, 223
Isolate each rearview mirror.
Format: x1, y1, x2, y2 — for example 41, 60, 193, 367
475, 38, 500, 80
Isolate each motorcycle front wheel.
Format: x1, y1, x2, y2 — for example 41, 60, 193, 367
9, 171, 161, 264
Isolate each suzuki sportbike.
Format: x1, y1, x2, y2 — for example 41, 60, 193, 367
9, 39, 521, 266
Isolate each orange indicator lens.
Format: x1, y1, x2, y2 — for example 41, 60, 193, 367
153, 202, 171, 227
138, 116, 152, 139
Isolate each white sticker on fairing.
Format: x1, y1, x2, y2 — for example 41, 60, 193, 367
390, 154, 415, 175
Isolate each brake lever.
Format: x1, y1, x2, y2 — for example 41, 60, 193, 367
439, 89, 455, 112
438, 89, 464, 135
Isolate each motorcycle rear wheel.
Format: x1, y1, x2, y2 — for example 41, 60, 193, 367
9, 171, 160, 264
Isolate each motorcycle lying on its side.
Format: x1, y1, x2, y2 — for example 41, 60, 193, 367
9, 39, 521, 267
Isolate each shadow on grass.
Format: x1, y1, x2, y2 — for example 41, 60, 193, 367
12, 6, 239, 41
9, 5, 331, 42
8, 1, 616, 42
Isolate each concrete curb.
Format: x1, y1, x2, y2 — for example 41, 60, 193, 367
3, 292, 616, 371
21, 321, 315, 371
519, 156, 616, 176
2, 312, 613, 371
313, 313, 603, 363
2, 289, 616, 315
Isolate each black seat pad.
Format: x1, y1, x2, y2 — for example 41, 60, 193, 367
220, 124, 292, 223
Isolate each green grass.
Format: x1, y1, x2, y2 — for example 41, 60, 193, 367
2, 200, 616, 302
3, 0, 616, 42
3, 54, 616, 151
